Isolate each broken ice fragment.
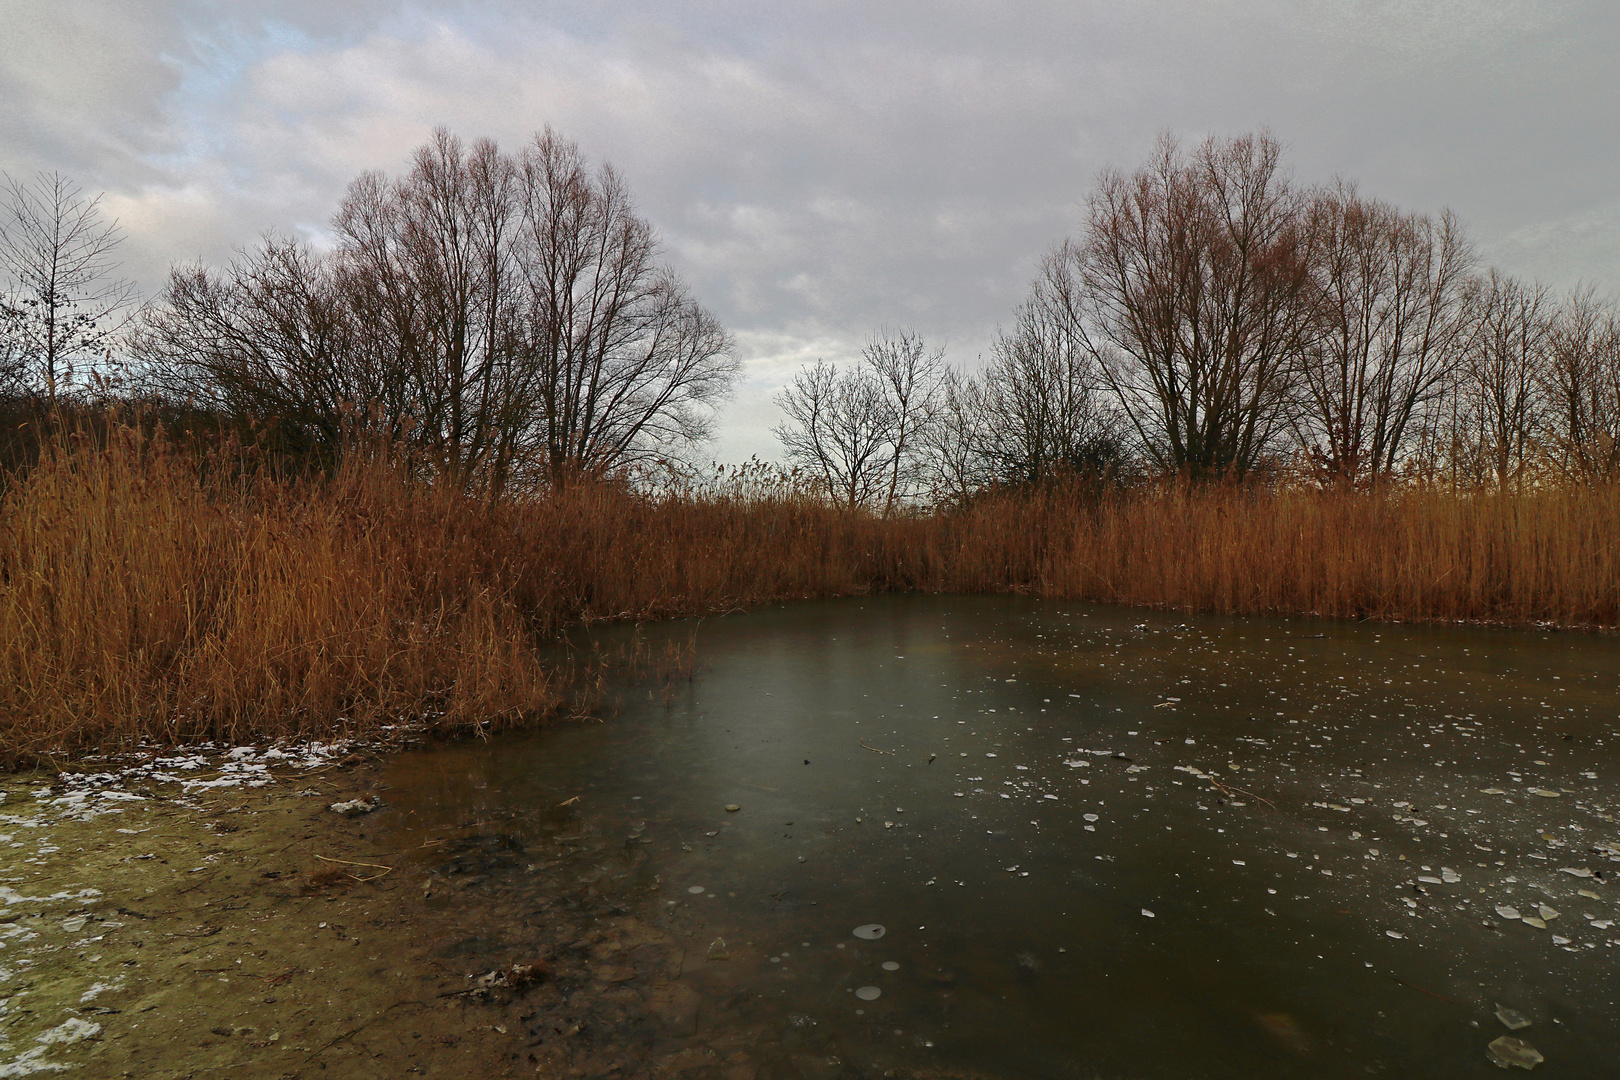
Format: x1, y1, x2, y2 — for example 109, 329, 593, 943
1495, 905, 1522, 920
1494, 1004, 1531, 1030
1441, 867, 1461, 883
1486, 1036, 1543, 1069
1521, 916, 1547, 929
1559, 867, 1594, 878
1537, 904, 1558, 921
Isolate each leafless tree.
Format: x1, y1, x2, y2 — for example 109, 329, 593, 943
509, 130, 735, 486
863, 328, 947, 513
921, 367, 995, 505
974, 246, 1122, 484
774, 358, 896, 510
0, 303, 25, 399
1538, 287, 1620, 480
140, 127, 735, 488
1293, 185, 1474, 486
0, 172, 135, 404
774, 330, 946, 513
330, 130, 521, 486
1448, 270, 1552, 487
1076, 132, 1315, 478
137, 237, 381, 460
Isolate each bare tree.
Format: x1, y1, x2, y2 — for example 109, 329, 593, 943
1450, 270, 1551, 487
0, 302, 25, 399
975, 246, 1122, 484
139, 127, 735, 488
1076, 132, 1315, 478
773, 358, 895, 510
0, 172, 135, 404
331, 129, 524, 486
1293, 185, 1474, 486
510, 129, 735, 485
137, 237, 379, 459
774, 330, 946, 513
863, 328, 946, 513
1539, 287, 1620, 480
921, 367, 995, 505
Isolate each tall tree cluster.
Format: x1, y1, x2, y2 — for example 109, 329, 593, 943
137, 127, 737, 488
778, 131, 1620, 504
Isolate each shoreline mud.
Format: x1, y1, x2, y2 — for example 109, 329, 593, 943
0, 741, 675, 1079
1, 738, 964, 1080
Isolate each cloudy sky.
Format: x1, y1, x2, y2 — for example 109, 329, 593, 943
4, 1, 1617, 462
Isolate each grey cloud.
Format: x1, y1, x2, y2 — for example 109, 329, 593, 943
4, 0, 1617, 460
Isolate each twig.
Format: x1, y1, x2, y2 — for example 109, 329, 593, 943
860, 740, 894, 756
314, 853, 394, 881
1207, 778, 1276, 810
557, 796, 581, 807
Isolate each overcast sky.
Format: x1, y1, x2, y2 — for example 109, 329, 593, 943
4, 1, 1617, 462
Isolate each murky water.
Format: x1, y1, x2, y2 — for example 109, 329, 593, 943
379, 596, 1620, 1078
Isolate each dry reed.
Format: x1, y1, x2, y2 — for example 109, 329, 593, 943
4, 426, 1617, 762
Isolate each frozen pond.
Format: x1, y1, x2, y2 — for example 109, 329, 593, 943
379, 596, 1620, 1078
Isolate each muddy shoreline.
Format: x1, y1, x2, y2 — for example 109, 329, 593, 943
1, 739, 962, 1080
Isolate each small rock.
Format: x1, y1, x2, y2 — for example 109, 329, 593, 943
724, 804, 741, 812
329, 798, 375, 817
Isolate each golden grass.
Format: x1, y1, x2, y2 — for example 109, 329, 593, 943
4, 426, 1618, 762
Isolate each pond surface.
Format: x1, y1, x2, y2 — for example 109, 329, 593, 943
379, 595, 1620, 1079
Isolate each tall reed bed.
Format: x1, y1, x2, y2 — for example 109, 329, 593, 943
3, 427, 1617, 761
961, 483, 1620, 625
